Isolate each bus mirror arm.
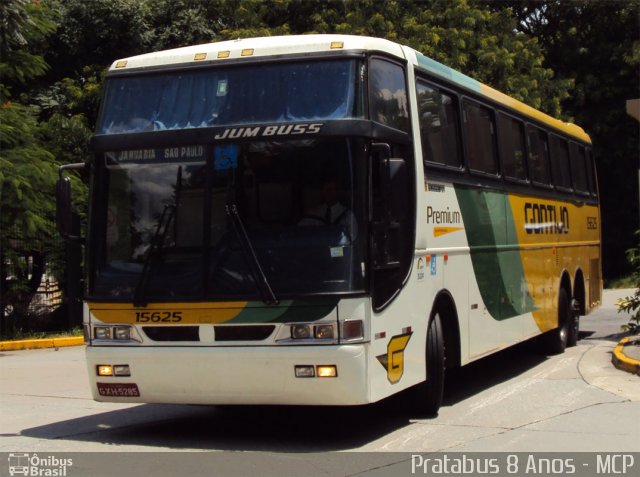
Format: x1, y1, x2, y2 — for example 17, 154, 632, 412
56, 163, 86, 242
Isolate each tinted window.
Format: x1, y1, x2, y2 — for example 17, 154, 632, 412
463, 100, 498, 174
99, 60, 361, 133
416, 82, 461, 168
549, 135, 572, 190
569, 142, 589, 194
586, 149, 597, 196
527, 126, 551, 184
497, 113, 527, 180
369, 59, 409, 132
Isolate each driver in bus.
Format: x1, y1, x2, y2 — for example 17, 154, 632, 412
299, 177, 358, 242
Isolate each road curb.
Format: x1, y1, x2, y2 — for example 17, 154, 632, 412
0, 336, 84, 351
612, 336, 640, 376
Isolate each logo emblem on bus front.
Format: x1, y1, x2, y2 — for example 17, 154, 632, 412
377, 333, 412, 384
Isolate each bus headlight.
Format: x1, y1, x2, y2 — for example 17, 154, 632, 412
114, 326, 132, 340
94, 326, 112, 340
291, 324, 312, 339
314, 324, 335, 339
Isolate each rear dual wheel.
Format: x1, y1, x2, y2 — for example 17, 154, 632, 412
541, 288, 578, 354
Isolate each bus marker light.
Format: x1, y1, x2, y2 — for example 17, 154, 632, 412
113, 365, 131, 377
194, 53, 207, 61
316, 365, 337, 377
295, 365, 315, 378
217, 51, 230, 59
241, 48, 254, 57
314, 324, 334, 339
115, 60, 127, 68
341, 320, 364, 341
97, 365, 113, 376
330, 41, 344, 49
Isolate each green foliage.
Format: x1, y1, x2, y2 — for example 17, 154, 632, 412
0, 0, 56, 99
616, 232, 640, 335
505, 1, 640, 279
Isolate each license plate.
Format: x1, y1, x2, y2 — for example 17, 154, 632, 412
97, 382, 140, 397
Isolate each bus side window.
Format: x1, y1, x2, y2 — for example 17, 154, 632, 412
368, 58, 409, 132
416, 81, 462, 168
497, 113, 527, 181
586, 149, 598, 197
549, 135, 572, 191
527, 125, 551, 186
569, 142, 589, 195
462, 99, 498, 175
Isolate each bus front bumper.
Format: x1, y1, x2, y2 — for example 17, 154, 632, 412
86, 344, 370, 405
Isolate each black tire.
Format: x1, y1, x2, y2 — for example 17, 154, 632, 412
540, 288, 570, 355
567, 298, 580, 347
420, 313, 446, 415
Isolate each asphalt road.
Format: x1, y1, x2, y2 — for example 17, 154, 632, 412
0, 289, 638, 476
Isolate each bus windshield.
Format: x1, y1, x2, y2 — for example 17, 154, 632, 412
92, 138, 367, 301
98, 59, 361, 134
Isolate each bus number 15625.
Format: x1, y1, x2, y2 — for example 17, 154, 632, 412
135, 311, 183, 323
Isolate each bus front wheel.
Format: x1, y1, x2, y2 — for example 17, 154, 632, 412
418, 312, 445, 416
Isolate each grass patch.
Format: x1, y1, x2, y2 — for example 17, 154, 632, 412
5, 327, 83, 341
606, 275, 638, 289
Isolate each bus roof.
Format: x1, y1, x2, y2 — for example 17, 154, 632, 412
109, 34, 590, 144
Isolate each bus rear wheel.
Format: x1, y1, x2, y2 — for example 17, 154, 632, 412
567, 298, 580, 347
540, 288, 570, 355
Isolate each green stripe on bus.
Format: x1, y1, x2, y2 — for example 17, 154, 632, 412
416, 53, 482, 93
227, 298, 338, 323
455, 186, 536, 320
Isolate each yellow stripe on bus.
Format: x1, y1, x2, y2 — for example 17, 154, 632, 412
88, 301, 249, 324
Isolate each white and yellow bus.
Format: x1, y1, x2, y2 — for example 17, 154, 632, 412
60, 35, 601, 414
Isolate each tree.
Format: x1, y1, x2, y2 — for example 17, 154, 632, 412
0, 0, 61, 333
501, 0, 640, 279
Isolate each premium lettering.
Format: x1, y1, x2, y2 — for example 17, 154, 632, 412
427, 206, 461, 224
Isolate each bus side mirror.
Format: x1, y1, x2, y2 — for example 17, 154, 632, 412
371, 143, 408, 220
56, 163, 85, 241
56, 177, 73, 237
387, 157, 408, 219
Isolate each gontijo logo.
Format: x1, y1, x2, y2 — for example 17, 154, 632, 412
8, 453, 73, 476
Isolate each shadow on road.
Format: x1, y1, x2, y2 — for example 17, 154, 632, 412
19, 339, 566, 452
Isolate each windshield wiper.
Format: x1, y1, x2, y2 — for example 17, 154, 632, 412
225, 203, 278, 305
134, 167, 181, 307
133, 204, 175, 307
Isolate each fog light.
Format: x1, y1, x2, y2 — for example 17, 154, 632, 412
341, 320, 364, 341
97, 365, 113, 376
314, 324, 334, 339
94, 327, 112, 340
295, 365, 315, 378
114, 326, 131, 340
316, 365, 337, 377
113, 365, 131, 377
291, 324, 311, 339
